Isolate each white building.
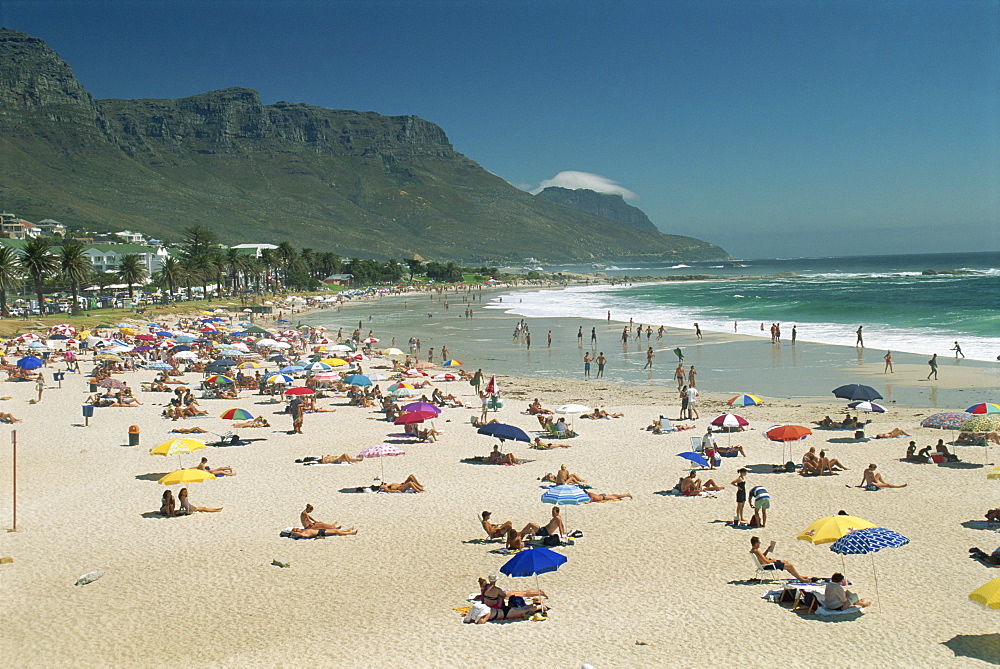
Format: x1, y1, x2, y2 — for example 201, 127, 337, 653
231, 243, 279, 258
36, 219, 67, 236
114, 230, 145, 244
0, 213, 41, 239
82, 244, 170, 277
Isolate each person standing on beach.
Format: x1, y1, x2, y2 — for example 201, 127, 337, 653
643, 347, 655, 369
621, 327, 629, 346
657, 325, 664, 340
441, 345, 448, 362
646, 325, 652, 341
472, 369, 484, 393
607, 310, 611, 321
951, 342, 965, 358
694, 323, 702, 339
525, 332, 531, 350
35, 373, 44, 403
883, 351, 893, 373
674, 362, 686, 391
685, 385, 699, 420
679, 385, 690, 421
290, 397, 304, 434
731, 468, 748, 525
688, 365, 697, 388
673, 347, 684, 362
855, 326, 864, 347
591, 328, 597, 345
596, 352, 606, 378
927, 353, 938, 380
577, 327, 583, 346
547, 331, 552, 347
583, 353, 592, 379
791, 325, 796, 344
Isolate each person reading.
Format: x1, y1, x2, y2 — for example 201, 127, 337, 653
750, 536, 809, 581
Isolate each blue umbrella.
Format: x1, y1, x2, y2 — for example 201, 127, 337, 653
344, 374, 372, 386
147, 362, 172, 370
212, 359, 238, 367
169, 345, 192, 353
48, 333, 69, 340
280, 365, 305, 374
155, 331, 173, 338
832, 384, 883, 402
477, 422, 530, 445
174, 334, 196, 343
541, 484, 589, 506
268, 355, 290, 363
16, 356, 43, 370
677, 451, 710, 468
830, 527, 909, 609
500, 546, 567, 578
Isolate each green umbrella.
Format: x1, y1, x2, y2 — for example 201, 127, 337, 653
961, 415, 1000, 433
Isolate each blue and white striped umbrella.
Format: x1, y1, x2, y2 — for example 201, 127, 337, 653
541, 484, 589, 506
263, 373, 295, 385
830, 527, 909, 555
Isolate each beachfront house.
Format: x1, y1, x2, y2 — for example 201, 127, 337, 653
114, 230, 145, 244
82, 244, 170, 276
323, 273, 353, 286
36, 219, 67, 237
231, 243, 279, 258
0, 213, 41, 239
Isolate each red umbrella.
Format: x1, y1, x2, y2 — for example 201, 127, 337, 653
284, 387, 315, 396
135, 334, 156, 341
485, 375, 498, 395
764, 424, 812, 442
394, 411, 437, 425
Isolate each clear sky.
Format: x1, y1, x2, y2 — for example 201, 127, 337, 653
3, 0, 997, 258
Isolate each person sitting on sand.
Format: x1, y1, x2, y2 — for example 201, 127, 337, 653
290, 526, 357, 538
376, 474, 426, 493
935, 439, 959, 462
875, 427, 911, 439
526, 398, 552, 415
0, 411, 21, 424
817, 450, 849, 474
196, 457, 235, 477
535, 506, 566, 539
415, 425, 441, 441
586, 490, 632, 503
750, 536, 810, 582
824, 572, 870, 610
233, 415, 269, 428
679, 470, 724, 496
160, 490, 176, 517
536, 415, 554, 430
841, 415, 859, 430
986, 509, 1000, 523
541, 464, 585, 486
531, 437, 571, 450
176, 487, 223, 514
860, 463, 906, 489
300, 504, 356, 533
902, 441, 927, 463
487, 444, 519, 465
481, 511, 539, 547
802, 447, 820, 471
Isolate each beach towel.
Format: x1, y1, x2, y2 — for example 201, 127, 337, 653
663, 488, 716, 498
279, 527, 326, 539
302, 461, 351, 466
814, 605, 864, 616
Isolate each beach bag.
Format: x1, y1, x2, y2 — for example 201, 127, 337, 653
542, 535, 560, 547
785, 461, 796, 473
749, 513, 761, 528
864, 484, 880, 492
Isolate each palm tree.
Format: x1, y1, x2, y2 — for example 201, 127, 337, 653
0, 246, 23, 317
57, 244, 92, 315
300, 248, 315, 279
155, 257, 182, 303
19, 238, 58, 315
117, 254, 148, 299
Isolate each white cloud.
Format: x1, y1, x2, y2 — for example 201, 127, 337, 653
530, 171, 638, 200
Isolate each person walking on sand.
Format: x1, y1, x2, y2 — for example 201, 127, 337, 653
621, 327, 629, 346
927, 353, 939, 380
674, 362, 686, 391
583, 352, 592, 379
643, 347, 654, 369
596, 352, 606, 378
884, 350, 893, 373
673, 347, 684, 362
855, 325, 864, 347
951, 341, 965, 358
591, 327, 597, 345
694, 323, 702, 339
525, 332, 531, 350
290, 396, 304, 434
35, 373, 44, 403
687, 365, 697, 388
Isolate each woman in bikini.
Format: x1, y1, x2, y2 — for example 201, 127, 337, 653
177, 487, 223, 514
586, 490, 633, 502
731, 468, 748, 523
378, 474, 426, 493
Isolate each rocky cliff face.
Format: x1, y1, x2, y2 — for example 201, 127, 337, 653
0, 28, 729, 262
535, 186, 660, 234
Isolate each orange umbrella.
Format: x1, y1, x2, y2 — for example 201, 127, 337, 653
764, 424, 812, 442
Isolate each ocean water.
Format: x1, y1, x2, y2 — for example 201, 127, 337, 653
499, 251, 1000, 362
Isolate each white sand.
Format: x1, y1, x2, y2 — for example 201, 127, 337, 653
1, 342, 999, 667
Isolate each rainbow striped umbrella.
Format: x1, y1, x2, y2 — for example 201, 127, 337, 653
966, 403, 1000, 415
728, 394, 762, 407
219, 408, 254, 421
204, 375, 234, 385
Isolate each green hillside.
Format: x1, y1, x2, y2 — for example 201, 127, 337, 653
0, 29, 729, 263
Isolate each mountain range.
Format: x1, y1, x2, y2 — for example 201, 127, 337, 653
0, 28, 728, 263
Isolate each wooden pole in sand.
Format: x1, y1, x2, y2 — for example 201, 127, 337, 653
11, 430, 16, 531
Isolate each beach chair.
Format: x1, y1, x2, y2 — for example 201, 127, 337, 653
751, 555, 783, 584
691, 436, 704, 453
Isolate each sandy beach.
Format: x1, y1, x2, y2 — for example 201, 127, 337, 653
2, 298, 999, 668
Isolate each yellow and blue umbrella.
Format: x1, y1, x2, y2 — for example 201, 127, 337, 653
728, 394, 762, 407
966, 403, 1000, 415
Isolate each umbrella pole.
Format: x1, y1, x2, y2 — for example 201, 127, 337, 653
871, 553, 881, 611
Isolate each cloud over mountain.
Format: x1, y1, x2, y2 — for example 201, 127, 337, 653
530, 171, 638, 200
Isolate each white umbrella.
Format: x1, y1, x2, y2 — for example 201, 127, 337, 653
173, 351, 197, 360
555, 404, 591, 415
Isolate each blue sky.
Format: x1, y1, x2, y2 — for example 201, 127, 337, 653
3, 0, 997, 258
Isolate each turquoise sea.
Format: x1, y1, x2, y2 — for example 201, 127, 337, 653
508, 251, 1000, 362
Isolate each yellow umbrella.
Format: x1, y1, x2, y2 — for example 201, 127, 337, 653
987, 468, 1000, 480
97, 353, 122, 361
157, 468, 215, 486
323, 358, 349, 366
797, 515, 876, 544
151, 438, 207, 468
383, 348, 404, 355
970, 578, 1000, 609
237, 361, 262, 369
120, 327, 136, 335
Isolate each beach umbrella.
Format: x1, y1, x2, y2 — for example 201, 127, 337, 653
797, 515, 877, 545
441, 359, 463, 366
151, 438, 207, 468
920, 412, 971, 430
157, 468, 215, 486
263, 373, 294, 385
401, 402, 440, 415
366, 373, 389, 382
970, 579, 1000, 610
499, 546, 567, 603
147, 362, 172, 370
303, 362, 332, 372
268, 355, 291, 363
710, 413, 749, 428
832, 384, 883, 402
728, 394, 763, 407
485, 375, 498, 395
16, 356, 43, 370
204, 375, 234, 385
764, 424, 812, 463
97, 378, 126, 390
382, 348, 404, 355
432, 372, 458, 381
324, 358, 350, 367
361, 337, 379, 344
677, 451, 710, 469
541, 484, 590, 528
477, 422, 530, 446
344, 374, 372, 387
394, 411, 437, 425
219, 408, 254, 421
967, 403, 1000, 415
555, 404, 591, 415
284, 387, 314, 396
403, 369, 429, 377
392, 388, 421, 398
211, 359, 238, 368
357, 443, 405, 480
279, 365, 305, 374
237, 361, 262, 369
961, 415, 1000, 433
172, 351, 198, 360
848, 401, 888, 414
830, 527, 909, 609
388, 382, 415, 391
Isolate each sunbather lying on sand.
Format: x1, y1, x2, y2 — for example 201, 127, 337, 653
290, 526, 357, 537
233, 415, 269, 428
531, 437, 571, 450
170, 426, 208, 433
0, 412, 21, 423
525, 399, 552, 415
196, 457, 235, 476
376, 474, 425, 493
586, 490, 632, 502
581, 407, 624, 419
874, 427, 910, 439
